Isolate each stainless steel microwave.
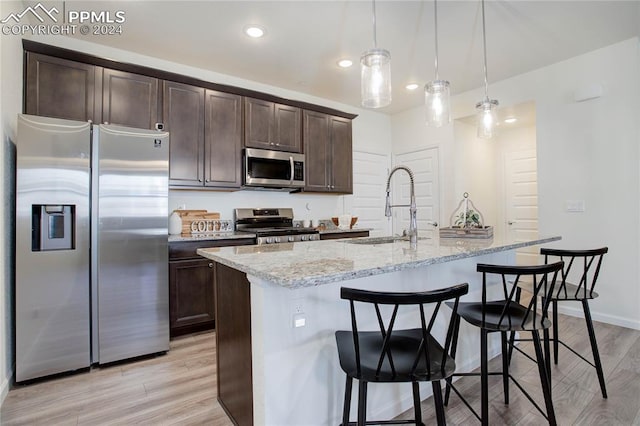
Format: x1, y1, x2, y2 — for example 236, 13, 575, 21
243, 148, 305, 189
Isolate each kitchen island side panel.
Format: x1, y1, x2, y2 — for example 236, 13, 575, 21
215, 262, 253, 426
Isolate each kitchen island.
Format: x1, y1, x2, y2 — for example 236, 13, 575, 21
198, 234, 560, 426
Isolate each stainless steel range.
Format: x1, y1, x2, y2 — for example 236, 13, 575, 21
234, 208, 320, 245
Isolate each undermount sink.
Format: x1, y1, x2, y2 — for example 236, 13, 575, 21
344, 236, 429, 245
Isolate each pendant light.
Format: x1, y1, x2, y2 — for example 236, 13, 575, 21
475, 0, 498, 139
361, 0, 391, 108
425, 0, 451, 127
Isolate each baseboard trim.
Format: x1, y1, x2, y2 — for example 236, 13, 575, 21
556, 305, 640, 331
0, 369, 13, 407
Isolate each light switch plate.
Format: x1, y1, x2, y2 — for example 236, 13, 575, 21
566, 200, 585, 212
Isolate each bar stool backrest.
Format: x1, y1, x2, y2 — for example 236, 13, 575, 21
476, 262, 564, 329
340, 283, 469, 380
541, 247, 608, 299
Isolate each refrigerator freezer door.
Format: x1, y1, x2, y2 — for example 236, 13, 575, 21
93, 124, 170, 363
16, 114, 91, 382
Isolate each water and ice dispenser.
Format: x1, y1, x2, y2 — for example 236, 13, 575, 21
31, 204, 75, 251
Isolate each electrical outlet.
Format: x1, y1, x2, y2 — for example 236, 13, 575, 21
566, 200, 585, 212
293, 313, 306, 328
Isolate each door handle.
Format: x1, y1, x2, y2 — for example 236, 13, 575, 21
289, 156, 294, 185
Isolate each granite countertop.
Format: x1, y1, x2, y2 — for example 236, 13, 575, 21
169, 232, 256, 243
197, 235, 561, 289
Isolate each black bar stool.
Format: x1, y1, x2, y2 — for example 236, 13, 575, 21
515, 247, 609, 398
335, 283, 469, 426
443, 262, 563, 426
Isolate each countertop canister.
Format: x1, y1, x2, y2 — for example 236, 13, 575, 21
169, 211, 182, 235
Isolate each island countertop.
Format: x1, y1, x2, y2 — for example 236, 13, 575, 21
197, 234, 561, 289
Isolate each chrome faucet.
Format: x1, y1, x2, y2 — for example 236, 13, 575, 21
385, 166, 418, 245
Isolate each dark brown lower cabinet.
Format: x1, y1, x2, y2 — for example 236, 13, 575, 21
169, 259, 215, 335
168, 238, 254, 337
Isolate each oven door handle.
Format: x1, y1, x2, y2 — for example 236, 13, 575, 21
289, 156, 294, 185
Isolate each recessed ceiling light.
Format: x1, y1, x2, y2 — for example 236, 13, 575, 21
244, 25, 265, 38
504, 117, 517, 124
405, 83, 419, 91
337, 59, 353, 68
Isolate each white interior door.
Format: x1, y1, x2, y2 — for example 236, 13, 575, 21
343, 151, 391, 236
504, 149, 539, 265
391, 148, 440, 239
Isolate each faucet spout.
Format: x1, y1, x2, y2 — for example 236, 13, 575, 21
385, 166, 418, 245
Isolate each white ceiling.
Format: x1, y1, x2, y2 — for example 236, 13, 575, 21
30, 1, 640, 114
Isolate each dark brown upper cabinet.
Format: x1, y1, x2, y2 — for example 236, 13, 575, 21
25, 52, 99, 122
244, 98, 302, 153
204, 90, 243, 188
102, 68, 160, 129
164, 81, 205, 187
303, 111, 353, 194
165, 83, 242, 189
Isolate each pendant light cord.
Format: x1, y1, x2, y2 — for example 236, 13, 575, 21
434, 0, 439, 80
481, 0, 489, 100
372, 0, 378, 48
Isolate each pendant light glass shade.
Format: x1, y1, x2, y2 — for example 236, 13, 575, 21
425, 0, 450, 127
361, 0, 391, 108
476, 98, 499, 139
361, 48, 392, 108
476, 0, 498, 139
425, 80, 451, 127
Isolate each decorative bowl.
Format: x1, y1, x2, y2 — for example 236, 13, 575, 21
331, 216, 358, 228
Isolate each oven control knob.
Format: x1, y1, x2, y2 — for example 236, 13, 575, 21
266, 237, 274, 244
301, 235, 308, 241
274, 237, 281, 243
288, 236, 295, 242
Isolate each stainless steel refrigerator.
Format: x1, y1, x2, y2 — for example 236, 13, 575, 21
16, 114, 170, 382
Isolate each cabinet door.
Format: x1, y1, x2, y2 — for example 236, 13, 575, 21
164, 81, 205, 187
303, 110, 331, 192
274, 104, 302, 152
102, 69, 159, 129
330, 116, 353, 194
169, 259, 215, 335
25, 52, 98, 122
244, 97, 273, 149
204, 90, 242, 188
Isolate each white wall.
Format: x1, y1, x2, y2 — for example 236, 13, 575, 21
0, 1, 23, 404
391, 37, 640, 329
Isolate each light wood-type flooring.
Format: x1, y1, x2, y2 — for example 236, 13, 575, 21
1, 314, 639, 425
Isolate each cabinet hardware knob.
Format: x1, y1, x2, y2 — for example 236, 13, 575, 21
270, 142, 275, 146
208, 263, 213, 268
331, 185, 335, 189
275, 143, 280, 146
205, 180, 209, 183
198, 179, 203, 182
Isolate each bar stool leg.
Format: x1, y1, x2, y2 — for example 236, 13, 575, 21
357, 380, 368, 426
481, 329, 489, 426
341, 376, 352, 426
444, 314, 461, 406
582, 300, 608, 398
543, 328, 552, 399
552, 300, 559, 365
532, 330, 557, 426
431, 381, 445, 426
501, 331, 509, 404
